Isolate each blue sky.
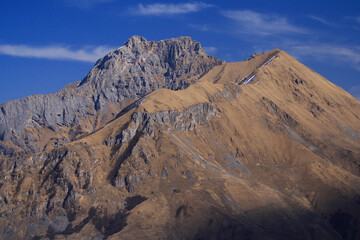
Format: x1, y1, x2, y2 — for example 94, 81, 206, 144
0, 0, 359, 103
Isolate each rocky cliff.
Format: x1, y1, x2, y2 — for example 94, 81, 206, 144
0, 36, 222, 156
1, 44, 360, 240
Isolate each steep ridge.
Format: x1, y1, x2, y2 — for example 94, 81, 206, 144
1, 50, 360, 239
0, 36, 222, 157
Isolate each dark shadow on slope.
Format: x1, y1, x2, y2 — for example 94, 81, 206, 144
74, 97, 143, 142
184, 206, 345, 240
62, 207, 95, 235
330, 210, 358, 240
125, 195, 148, 211
7, 192, 360, 240
40, 148, 69, 186
107, 130, 144, 186
113, 98, 144, 121
92, 195, 147, 239
39, 196, 148, 239
108, 120, 131, 157
92, 210, 129, 240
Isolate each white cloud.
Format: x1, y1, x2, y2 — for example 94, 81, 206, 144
308, 15, 335, 26
0, 44, 114, 62
221, 10, 307, 36
131, 2, 213, 16
203, 46, 217, 54
290, 44, 360, 71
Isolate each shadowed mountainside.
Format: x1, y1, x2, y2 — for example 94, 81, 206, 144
0, 43, 360, 239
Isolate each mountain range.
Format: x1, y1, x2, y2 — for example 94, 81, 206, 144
0, 36, 360, 240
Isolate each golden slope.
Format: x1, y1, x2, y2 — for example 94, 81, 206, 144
2, 49, 360, 239
73, 49, 360, 238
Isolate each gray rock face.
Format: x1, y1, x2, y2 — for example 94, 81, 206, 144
0, 94, 95, 153
76, 36, 222, 98
0, 101, 219, 239
105, 102, 217, 147
0, 36, 223, 156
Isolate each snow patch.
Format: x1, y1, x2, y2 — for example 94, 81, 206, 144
260, 54, 278, 68
237, 51, 279, 85
243, 73, 257, 84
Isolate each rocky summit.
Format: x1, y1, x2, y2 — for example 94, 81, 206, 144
0, 36, 222, 156
0, 37, 360, 240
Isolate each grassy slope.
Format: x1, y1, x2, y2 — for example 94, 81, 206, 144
2, 49, 360, 239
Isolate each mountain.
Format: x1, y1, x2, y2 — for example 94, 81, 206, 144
0, 36, 222, 157
1, 38, 360, 240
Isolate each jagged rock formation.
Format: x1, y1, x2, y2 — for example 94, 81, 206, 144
1, 45, 360, 240
0, 36, 222, 156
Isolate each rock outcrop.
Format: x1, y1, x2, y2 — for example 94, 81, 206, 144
1, 45, 360, 239
0, 36, 223, 156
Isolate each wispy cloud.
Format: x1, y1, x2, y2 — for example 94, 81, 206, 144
344, 16, 360, 30
221, 10, 307, 36
0, 44, 114, 62
188, 24, 227, 34
130, 2, 213, 16
308, 15, 335, 26
346, 16, 360, 24
203, 46, 217, 54
290, 44, 360, 71
348, 85, 360, 101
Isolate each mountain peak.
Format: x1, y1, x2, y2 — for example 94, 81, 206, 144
0, 36, 223, 156
79, 35, 221, 91
123, 35, 198, 50
124, 35, 147, 48
1, 37, 360, 239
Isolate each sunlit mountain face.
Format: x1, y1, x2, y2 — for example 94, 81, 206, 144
0, 37, 360, 240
